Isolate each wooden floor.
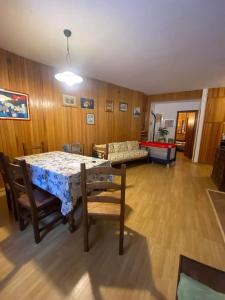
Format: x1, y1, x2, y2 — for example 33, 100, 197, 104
0, 153, 225, 300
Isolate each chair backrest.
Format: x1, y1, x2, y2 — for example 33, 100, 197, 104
22, 142, 45, 156
0, 152, 10, 187
63, 143, 84, 155
80, 163, 126, 215
7, 158, 36, 210
71, 143, 84, 155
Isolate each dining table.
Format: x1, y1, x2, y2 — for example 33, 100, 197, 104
17, 151, 110, 232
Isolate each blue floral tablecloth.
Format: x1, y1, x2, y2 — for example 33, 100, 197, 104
18, 151, 110, 215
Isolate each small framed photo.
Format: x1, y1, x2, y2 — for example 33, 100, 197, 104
164, 119, 175, 128
62, 94, 77, 107
86, 113, 95, 125
119, 102, 128, 112
105, 100, 113, 112
133, 107, 141, 118
80, 97, 94, 109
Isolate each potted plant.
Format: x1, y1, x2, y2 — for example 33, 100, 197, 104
158, 127, 169, 142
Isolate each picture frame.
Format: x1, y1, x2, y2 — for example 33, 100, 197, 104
164, 119, 175, 128
62, 94, 77, 107
119, 102, 128, 112
0, 89, 30, 120
105, 100, 113, 112
86, 113, 95, 125
133, 107, 141, 118
80, 97, 94, 109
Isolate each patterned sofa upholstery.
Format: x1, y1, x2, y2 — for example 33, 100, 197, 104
93, 141, 148, 164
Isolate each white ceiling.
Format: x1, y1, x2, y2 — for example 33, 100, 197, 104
1, 0, 225, 94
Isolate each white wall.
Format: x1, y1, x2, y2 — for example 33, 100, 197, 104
149, 100, 201, 141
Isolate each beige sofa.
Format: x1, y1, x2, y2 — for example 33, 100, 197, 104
93, 141, 148, 164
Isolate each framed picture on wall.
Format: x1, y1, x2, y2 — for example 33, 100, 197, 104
119, 102, 128, 112
80, 97, 95, 109
105, 100, 113, 112
133, 107, 141, 118
164, 119, 175, 128
0, 89, 30, 120
62, 94, 77, 107
86, 113, 95, 125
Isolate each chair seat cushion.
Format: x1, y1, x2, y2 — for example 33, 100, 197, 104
177, 273, 225, 300
18, 189, 58, 209
88, 202, 120, 217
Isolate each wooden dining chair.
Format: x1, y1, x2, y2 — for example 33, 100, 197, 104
4, 155, 64, 243
22, 142, 45, 156
81, 163, 126, 255
0, 152, 18, 220
63, 142, 84, 155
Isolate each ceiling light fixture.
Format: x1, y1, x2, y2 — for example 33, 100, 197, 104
55, 29, 83, 86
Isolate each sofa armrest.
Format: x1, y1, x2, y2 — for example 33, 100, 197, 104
92, 144, 109, 159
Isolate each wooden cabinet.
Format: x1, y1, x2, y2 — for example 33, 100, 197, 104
211, 147, 225, 191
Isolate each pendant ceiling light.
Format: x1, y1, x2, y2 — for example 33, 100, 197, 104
55, 29, 83, 86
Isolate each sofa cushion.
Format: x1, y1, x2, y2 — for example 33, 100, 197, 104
108, 143, 115, 153
127, 140, 139, 151
95, 144, 106, 149
113, 142, 128, 153
177, 273, 225, 300
108, 149, 148, 162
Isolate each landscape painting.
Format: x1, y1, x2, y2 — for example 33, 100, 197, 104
0, 90, 30, 120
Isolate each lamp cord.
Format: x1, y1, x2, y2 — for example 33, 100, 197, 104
66, 36, 71, 66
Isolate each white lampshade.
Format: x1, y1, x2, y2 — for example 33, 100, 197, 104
55, 71, 83, 86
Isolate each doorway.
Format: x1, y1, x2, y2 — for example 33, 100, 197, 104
175, 110, 199, 159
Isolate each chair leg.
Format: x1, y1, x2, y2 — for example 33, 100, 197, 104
32, 215, 41, 244
5, 189, 12, 211
119, 220, 124, 255
62, 216, 67, 225
84, 219, 89, 252
11, 195, 18, 221
17, 205, 26, 231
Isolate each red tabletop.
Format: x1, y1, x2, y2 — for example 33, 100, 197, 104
140, 141, 176, 149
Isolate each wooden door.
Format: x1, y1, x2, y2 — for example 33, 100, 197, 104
184, 111, 198, 158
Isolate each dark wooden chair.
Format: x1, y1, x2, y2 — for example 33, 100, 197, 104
81, 163, 126, 255
0, 152, 17, 220
22, 142, 45, 156
63, 142, 84, 155
4, 155, 64, 243
176, 255, 225, 299
71, 142, 84, 155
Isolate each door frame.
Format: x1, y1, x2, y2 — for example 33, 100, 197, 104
174, 110, 199, 141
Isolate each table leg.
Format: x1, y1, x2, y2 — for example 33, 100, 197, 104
67, 210, 76, 233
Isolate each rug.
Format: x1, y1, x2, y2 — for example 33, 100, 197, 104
207, 189, 225, 244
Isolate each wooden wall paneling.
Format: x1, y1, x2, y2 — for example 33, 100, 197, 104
148, 90, 202, 102
204, 97, 225, 123
5, 52, 31, 157
25, 60, 45, 150
40, 65, 56, 151
199, 123, 223, 163
0, 48, 147, 178
199, 88, 225, 163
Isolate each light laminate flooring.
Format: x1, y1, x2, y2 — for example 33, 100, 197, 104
0, 153, 224, 300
